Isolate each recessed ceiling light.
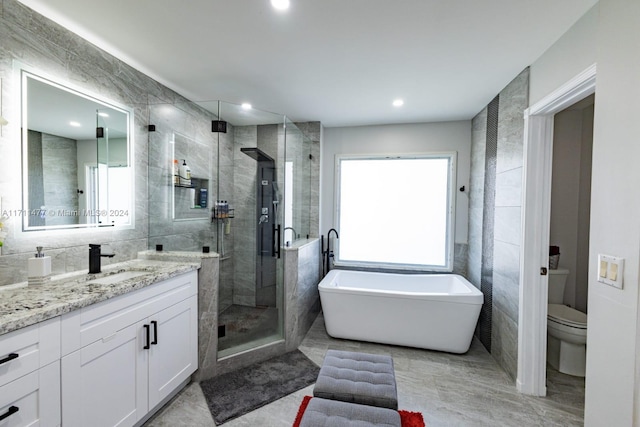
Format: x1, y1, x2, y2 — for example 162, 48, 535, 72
69, 121, 81, 127
241, 103, 252, 110
392, 99, 404, 107
271, 0, 290, 11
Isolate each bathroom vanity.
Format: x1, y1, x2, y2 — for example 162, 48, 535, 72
0, 260, 199, 427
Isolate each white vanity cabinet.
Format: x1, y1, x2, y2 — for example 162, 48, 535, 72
60, 270, 198, 427
0, 317, 61, 427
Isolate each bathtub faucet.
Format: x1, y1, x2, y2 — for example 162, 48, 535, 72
324, 228, 339, 274
284, 227, 297, 247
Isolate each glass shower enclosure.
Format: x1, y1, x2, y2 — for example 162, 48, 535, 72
148, 99, 311, 359
209, 101, 285, 357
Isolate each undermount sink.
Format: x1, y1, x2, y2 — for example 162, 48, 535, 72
88, 270, 150, 285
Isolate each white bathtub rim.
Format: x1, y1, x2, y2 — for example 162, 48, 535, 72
319, 270, 483, 305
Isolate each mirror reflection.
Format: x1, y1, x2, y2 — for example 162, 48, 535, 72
22, 70, 133, 230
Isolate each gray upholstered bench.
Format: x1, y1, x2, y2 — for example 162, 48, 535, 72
299, 397, 401, 427
313, 349, 398, 410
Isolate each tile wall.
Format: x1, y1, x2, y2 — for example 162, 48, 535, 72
0, 0, 188, 285
468, 68, 529, 379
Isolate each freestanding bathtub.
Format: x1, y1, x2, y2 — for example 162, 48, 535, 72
319, 270, 483, 354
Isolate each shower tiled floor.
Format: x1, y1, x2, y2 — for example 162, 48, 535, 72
217, 304, 279, 354
145, 313, 585, 426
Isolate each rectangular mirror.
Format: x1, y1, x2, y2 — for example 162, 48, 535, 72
21, 69, 134, 231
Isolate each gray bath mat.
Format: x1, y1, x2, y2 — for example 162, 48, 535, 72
199, 350, 319, 425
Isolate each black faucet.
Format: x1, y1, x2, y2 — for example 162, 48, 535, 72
325, 228, 339, 274
89, 244, 115, 274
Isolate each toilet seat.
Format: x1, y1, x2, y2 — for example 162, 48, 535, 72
547, 304, 587, 329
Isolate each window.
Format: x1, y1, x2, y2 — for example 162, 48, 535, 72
335, 153, 456, 271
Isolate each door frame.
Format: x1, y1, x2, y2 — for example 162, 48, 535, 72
516, 64, 596, 396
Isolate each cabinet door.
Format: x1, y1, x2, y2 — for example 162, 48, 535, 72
147, 296, 198, 409
61, 321, 147, 427
0, 317, 60, 388
0, 362, 60, 427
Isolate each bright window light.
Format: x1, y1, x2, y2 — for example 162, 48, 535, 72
336, 154, 455, 270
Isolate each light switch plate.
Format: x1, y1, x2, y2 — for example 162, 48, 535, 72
597, 254, 624, 289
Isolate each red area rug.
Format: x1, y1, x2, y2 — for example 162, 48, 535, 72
292, 396, 425, 427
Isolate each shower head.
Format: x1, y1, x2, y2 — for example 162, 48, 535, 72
240, 147, 274, 162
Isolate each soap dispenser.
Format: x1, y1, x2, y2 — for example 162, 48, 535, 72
28, 246, 52, 286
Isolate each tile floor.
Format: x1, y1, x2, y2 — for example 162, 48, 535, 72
145, 313, 585, 426
217, 304, 279, 354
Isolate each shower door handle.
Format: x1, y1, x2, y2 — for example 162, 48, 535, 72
273, 224, 281, 259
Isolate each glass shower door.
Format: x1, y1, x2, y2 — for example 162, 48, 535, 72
212, 101, 286, 358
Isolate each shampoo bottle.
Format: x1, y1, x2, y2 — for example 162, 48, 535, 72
179, 160, 191, 187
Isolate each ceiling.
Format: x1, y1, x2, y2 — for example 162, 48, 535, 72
18, 0, 597, 127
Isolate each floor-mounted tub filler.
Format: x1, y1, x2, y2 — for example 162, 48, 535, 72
319, 270, 484, 354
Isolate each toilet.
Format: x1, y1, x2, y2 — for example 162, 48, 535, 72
547, 268, 587, 377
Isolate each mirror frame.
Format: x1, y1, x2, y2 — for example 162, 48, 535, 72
19, 66, 135, 232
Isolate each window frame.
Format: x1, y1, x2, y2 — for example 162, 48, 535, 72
334, 152, 457, 272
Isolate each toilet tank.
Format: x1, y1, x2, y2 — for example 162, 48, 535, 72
548, 268, 570, 304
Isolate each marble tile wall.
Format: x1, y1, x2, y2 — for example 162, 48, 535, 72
468, 107, 487, 289
292, 122, 321, 238
147, 101, 217, 252
232, 125, 258, 307
452, 243, 468, 277
0, 0, 178, 285
467, 68, 529, 380
492, 68, 529, 380
284, 238, 321, 351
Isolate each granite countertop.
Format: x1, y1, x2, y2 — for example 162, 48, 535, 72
0, 259, 200, 336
